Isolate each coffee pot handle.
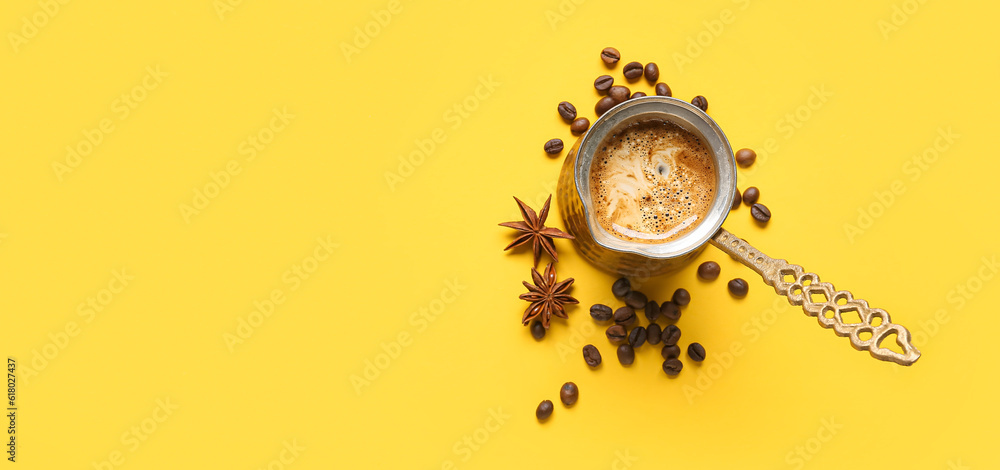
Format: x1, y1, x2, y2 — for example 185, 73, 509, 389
709, 228, 921, 366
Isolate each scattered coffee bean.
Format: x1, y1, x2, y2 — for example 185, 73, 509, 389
613, 306, 636, 326
751, 203, 771, 223
630, 91, 646, 99
735, 148, 757, 167
595, 96, 615, 116
661, 344, 681, 360
624, 291, 648, 309
544, 138, 563, 154
536, 400, 554, 420
691, 95, 708, 111
644, 300, 660, 323
731, 189, 741, 210
644, 62, 659, 81
662, 358, 683, 375
661, 324, 681, 346
560, 382, 579, 406
628, 326, 647, 348
612, 277, 631, 297
687, 342, 706, 362
583, 344, 602, 367
609, 85, 630, 104
530, 320, 545, 340
617, 344, 635, 365
594, 75, 614, 93
697, 261, 721, 280
600, 47, 621, 65
606, 324, 627, 343
623, 61, 643, 80
557, 101, 576, 121
570, 117, 590, 135
728, 278, 749, 297
660, 301, 680, 322
647, 323, 662, 345
654, 82, 672, 97
742, 186, 759, 205
672, 288, 691, 306
590, 304, 613, 322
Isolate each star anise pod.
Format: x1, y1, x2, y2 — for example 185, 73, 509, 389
499, 195, 574, 266
520, 262, 578, 329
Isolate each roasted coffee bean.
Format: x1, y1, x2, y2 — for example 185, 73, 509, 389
731, 189, 741, 210
751, 203, 771, 223
612, 277, 631, 297
560, 382, 579, 406
613, 306, 636, 326
600, 47, 621, 65
661, 324, 681, 346
530, 320, 545, 340
628, 326, 647, 348
590, 304, 613, 322
672, 288, 691, 306
583, 344, 602, 367
630, 91, 646, 99
595, 96, 615, 116
644, 300, 661, 322
536, 400, 554, 420
691, 95, 708, 111
735, 148, 757, 167
609, 85, 630, 104
728, 278, 749, 297
594, 75, 614, 93
654, 82, 672, 97
624, 291, 648, 309
646, 323, 662, 345
660, 301, 680, 322
662, 358, 683, 375
623, 61, 643, 80
544, 138, 563, 154
661, 344, 681, 360
697, 261, 721, 280
617, 344, 635, 365
557, 101, 577, 121
742, 186, 760, 206
570, 117, 590, 135
644, 62, 659, 81
606, 324, 627, 343
687, 342, 706, 362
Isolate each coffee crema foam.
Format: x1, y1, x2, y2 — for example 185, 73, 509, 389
589, 119, 716, 244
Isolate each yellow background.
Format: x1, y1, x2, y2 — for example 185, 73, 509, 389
2, 0, 998, 468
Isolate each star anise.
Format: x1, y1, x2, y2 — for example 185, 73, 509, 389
520, 262, 578, 329
499, 195, 574, 266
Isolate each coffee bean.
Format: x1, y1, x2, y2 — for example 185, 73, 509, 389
661, 344, 681, 360
530, 320, 545, 340
687, 342, 706, 362
595, 96, 615, 116
660, 301, 680, 322
735, 148, 756, 167
617, 344, 635, 365
630, 91, 646, 99
583, 344, 602, 367
661, 324, 681, 346
594, 75, 614, 93
728, 278, 749, 297
544, 138, 563, 154
742, 186, 760, 206
644, 300, 660, 323
609, 85, 630, 104
644, 62, 659, 82
600, 47, 621, 65
536, 400, 554, 420
731, 189, 741, 210
628, 326, 647, 348
612, 277, 631, 297
560, 382, 579, 406
613, 306, 636, 326
662, 358, 683, 375
570, 117, 590, 135
557, 101, 576, 121
646, 323, 662, 345
691, 95, 708, 111
606, 324, 627, 343
590, 304, 613, 322
751, 203, 771, 223
624, 291, 648, 309
654, 82, 672, 97
697, 261, 721, 280
623, 61, 643, 80
672, 288, 691, 306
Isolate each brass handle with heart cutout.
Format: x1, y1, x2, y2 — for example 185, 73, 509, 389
710, 228, 921, 366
